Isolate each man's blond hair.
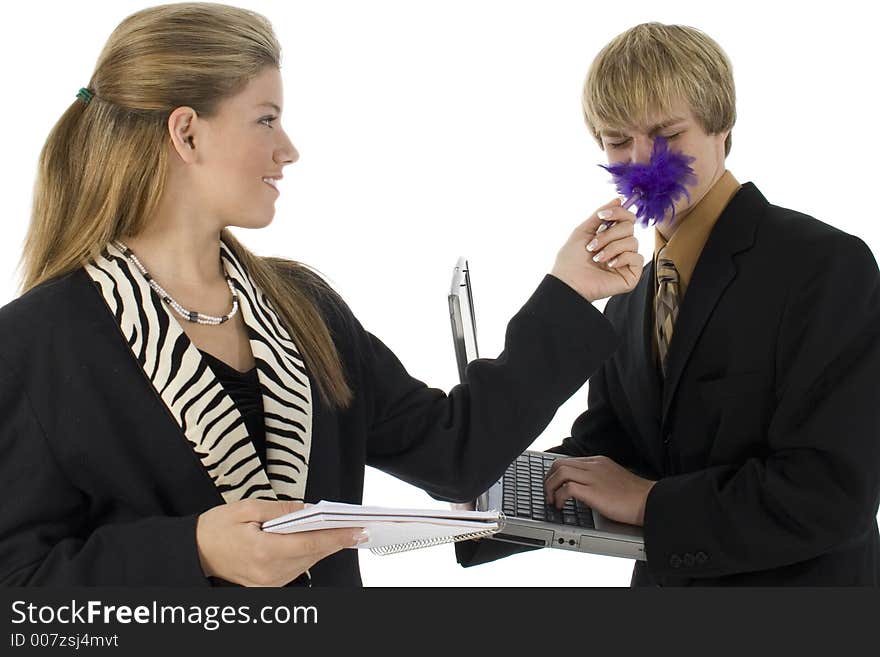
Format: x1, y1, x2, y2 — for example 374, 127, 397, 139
583, 23, 736, 156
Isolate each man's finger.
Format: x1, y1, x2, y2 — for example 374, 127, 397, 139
547, 458, 594, 477
553, 481, 593, 509
544, 465, 594, 501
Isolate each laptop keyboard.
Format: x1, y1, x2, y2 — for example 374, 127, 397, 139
501, 451, 595, 529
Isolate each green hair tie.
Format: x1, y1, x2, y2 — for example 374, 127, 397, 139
76, 87, 94, 105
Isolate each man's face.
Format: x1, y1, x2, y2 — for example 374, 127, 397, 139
597, 100, 729, 229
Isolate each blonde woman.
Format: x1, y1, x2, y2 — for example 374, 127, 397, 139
0, 3, 642, 587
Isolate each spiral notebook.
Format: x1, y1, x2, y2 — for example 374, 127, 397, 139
261, 501, 504, 555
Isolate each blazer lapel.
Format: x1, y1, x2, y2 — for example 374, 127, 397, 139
85, 241, 314, 504
614, 262, 664, 469
660, 183, 765, 424
219, 242, 314, 502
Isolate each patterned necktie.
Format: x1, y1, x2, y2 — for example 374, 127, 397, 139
654, 247, 680, 377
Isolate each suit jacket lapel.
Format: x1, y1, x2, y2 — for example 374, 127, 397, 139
85, 241, 314, 504
660, 183, 764, 424
615, 262, 664, 469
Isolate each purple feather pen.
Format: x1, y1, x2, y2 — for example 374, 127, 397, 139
599, 135, 698, 228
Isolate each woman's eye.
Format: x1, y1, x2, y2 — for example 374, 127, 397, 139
663, 132, 681, 140
259, 116, 276, 127
609, 139, 630, 149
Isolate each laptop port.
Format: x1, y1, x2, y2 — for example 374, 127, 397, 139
493, 533, 547, 547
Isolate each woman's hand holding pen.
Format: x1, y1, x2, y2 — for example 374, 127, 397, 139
544, 456, 657, 526
550, 198, 644, 301
196, 500, 367, 586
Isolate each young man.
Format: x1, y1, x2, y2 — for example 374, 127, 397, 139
458, 22, 880, 585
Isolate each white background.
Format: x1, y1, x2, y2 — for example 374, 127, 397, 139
2, 0, 878, 586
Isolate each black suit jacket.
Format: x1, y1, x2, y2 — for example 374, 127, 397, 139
0, 265, 617, 586
458, 183, 880, 585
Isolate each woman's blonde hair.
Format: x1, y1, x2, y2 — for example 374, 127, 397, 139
582, 22, 736, 156
21, 2, 352, 408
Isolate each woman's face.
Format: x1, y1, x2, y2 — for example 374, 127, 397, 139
175, 66, 298, 231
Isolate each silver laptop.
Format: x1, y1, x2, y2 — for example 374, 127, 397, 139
449, 257, 646, 561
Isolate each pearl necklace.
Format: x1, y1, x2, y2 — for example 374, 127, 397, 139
114, 241, 239, 326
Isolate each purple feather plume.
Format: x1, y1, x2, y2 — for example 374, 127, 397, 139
599, 136, 697, 226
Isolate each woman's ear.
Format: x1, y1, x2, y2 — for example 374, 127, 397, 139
167, 107, 198, 162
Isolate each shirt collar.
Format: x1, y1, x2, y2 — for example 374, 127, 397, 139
653, 169, 741, 292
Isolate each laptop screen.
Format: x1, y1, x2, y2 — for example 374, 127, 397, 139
448, 257, 479, 383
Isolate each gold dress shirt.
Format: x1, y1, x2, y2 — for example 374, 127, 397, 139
651, 170, 742, 364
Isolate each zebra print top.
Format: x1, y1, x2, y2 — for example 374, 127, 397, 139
84, 239, 314, 504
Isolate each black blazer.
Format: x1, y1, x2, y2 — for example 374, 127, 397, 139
0, 250, 618, 586
459, 183, 880, 585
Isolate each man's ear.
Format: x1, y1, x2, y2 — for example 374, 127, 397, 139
717, 128, 731, 157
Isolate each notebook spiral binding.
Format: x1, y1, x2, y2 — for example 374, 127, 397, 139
370, 511, 506, 556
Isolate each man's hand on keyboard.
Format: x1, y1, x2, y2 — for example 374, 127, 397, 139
543, 455, 657, 526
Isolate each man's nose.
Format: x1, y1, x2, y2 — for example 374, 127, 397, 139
630, 137, 653, 165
